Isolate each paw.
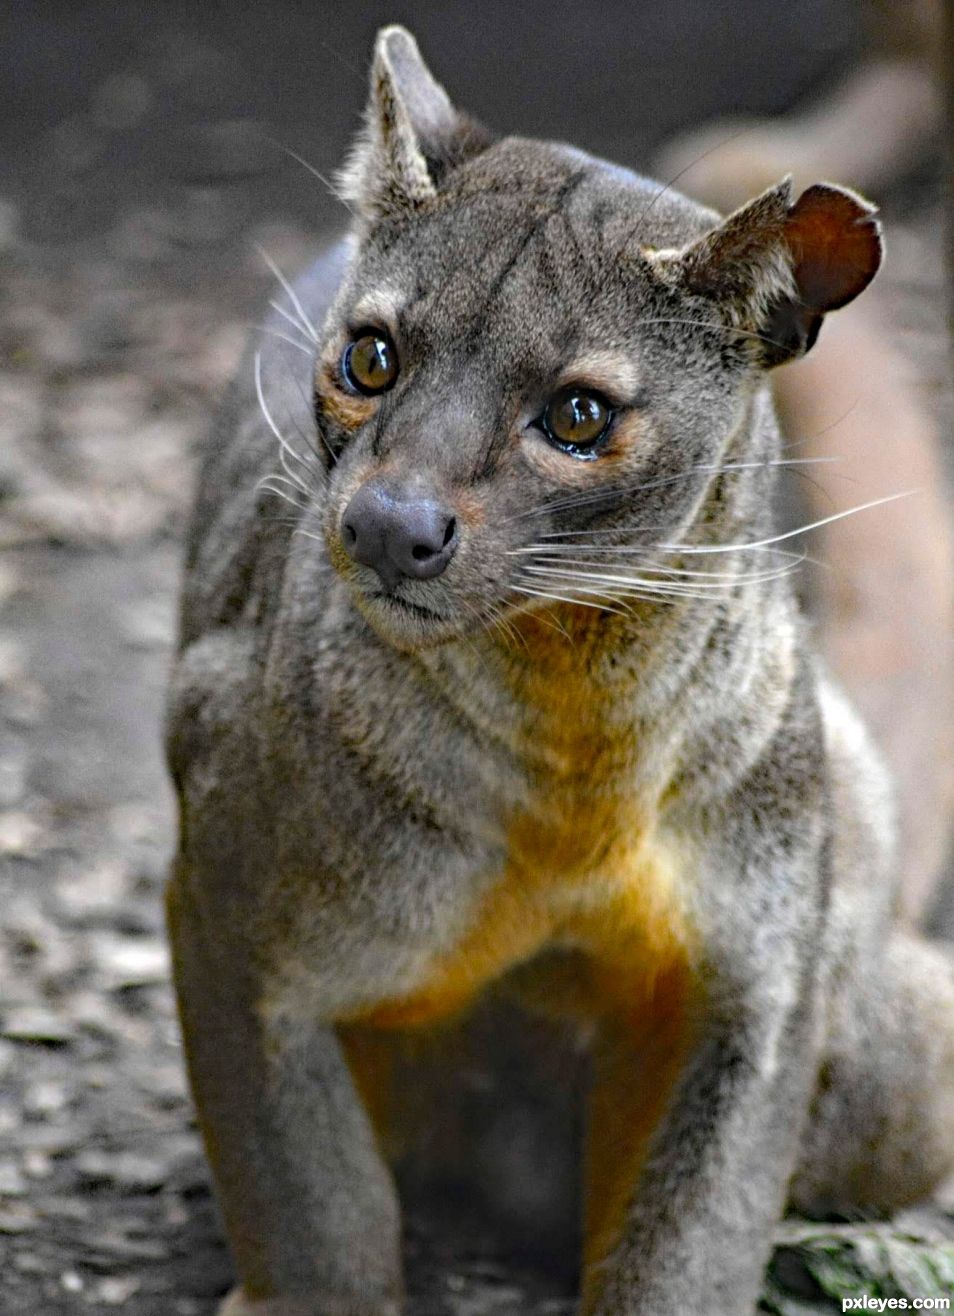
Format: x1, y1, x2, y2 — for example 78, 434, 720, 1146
217, 1286, 401, 1316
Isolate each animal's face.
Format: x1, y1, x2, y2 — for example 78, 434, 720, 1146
313, 29, 881, 651
317, 148, 742, 649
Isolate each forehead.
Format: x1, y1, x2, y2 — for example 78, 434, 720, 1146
351, 141, 715, 356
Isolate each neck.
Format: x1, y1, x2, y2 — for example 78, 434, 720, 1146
425, 593, 683, 781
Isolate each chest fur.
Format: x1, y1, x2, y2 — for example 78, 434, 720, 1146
351, 614, 695, 1029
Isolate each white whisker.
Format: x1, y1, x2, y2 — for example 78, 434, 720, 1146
523, 557, 797, 588
532, 579, 677, 606
507, 468, 701, 523
659, 492, 916, 556
269, 299, 319, 346
510, 457, 838, 526
510, 542, 800, 566
520, 567, 726, 603
254, 349, 315, 495
277, 354, 339, 468
256, 473, 307, 496
464, 596, 527, 653
526, 531, 813, 566
251, 324, 313, 355
779, 401, 861, 451
255, 477, 306, 511
511, 584, 628, 617
517, 566, 688, 605
513, 548, 804, 586
524, 607, 573, 642
654, 556, 805, 579
274, 142, 358, 218
256, 246, 319, 342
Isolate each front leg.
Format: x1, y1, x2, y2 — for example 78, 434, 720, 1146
584, 967, 821, 1315
584, 787, 829, 1312
167, 861, 403, 1316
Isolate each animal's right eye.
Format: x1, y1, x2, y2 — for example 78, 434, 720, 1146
341, 331, 399, 395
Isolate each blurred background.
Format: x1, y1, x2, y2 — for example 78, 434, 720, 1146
0, 3, 949, 1313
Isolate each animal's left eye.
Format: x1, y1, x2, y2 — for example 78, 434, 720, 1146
540, 388, 613, 455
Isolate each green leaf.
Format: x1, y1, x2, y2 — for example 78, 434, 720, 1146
762, 1211, 954, 1311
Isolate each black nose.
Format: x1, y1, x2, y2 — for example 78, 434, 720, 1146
341, 482, 459, 589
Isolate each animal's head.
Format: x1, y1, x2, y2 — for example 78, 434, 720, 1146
313, 26, 881, 650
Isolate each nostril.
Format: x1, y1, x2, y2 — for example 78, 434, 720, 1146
343, 523, 357, 546
410, 517, 456, 562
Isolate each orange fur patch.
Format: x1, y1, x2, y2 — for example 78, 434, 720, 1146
315, 356, 378, 431
318, 387, 377, 431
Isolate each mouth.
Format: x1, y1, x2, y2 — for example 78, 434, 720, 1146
367, 589, 448, 623
354, 586, 464, 651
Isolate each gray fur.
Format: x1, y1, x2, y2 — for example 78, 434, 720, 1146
166, 25, 954, 1316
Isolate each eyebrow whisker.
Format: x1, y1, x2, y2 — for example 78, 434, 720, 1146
269, 299, 319, 346
250, 323, 314, 355
256, 245, 320, 342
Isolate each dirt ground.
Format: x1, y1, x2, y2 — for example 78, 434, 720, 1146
1, 4, 952, 1313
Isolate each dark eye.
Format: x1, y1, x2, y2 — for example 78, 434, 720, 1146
341, 330, 398, 395
540, 388, 612, 455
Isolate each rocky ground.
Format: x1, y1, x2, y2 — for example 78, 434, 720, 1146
1, 5, 953, 1313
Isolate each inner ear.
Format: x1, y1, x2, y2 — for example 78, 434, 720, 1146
785, 184, 883, 313
673, 180, 882, 368
761, 184, 883, 367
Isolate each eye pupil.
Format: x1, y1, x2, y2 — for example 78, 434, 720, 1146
544, 388, 611, 451
343, 332, 398, 395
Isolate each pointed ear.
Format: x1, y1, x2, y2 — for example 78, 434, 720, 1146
338, 25, 492, 221
660, 178, 883, 367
